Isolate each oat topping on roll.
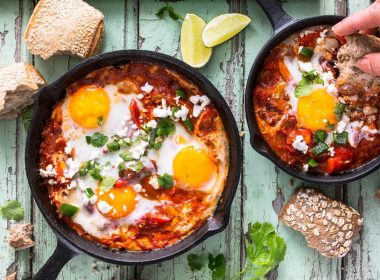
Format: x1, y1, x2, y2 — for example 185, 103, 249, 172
279, 187, 363, 258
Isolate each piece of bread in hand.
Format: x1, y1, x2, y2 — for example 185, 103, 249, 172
279, 187, 363, 258
24, 0, 105, 60
0, 63, 46, 119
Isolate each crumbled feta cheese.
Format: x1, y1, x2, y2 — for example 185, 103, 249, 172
109, 193, 115, 200
133, 184, 142, 192
39, 164, 57, 178
82, 194, 89, 205
190, 95, 210, 117
89, 195, 98, 205
328, 147, 335, 156
64, 143, 73, 155
336, 120, 347, 133
292, 135, 309, 154
63, 158, 80, 178
149, 177, 160, 190
141, 82, 154, 93
174, 105, 189, 121
298, 61, 314, 72
146, 120, 157, 129
136, 93, 144, 99
78, 180, 87, 191
68, 180, 77, 190
97, 201, 113, 214
130, 141, 149, 159
303, 164, 309, 172
153, 98, 172, 118
174, 96, 180, 104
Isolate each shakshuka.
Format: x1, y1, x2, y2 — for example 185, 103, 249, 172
39, 63, 229, 251
253, 26, 380, 174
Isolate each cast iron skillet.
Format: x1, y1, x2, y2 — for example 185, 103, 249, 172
245, 0, 379, 184
25, 50, 242, 279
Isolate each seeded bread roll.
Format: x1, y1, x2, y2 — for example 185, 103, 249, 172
24, 0, 104, 60
0, 63, 46, 119
279, 187, 363, 258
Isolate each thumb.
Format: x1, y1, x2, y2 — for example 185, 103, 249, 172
358, 53, 380, 76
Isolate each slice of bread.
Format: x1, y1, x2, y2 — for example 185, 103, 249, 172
0, 63, 46, 119
24, 0, 105, 60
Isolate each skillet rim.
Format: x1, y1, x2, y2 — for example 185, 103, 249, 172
25, 49, 242, 264
245, 15, 380, 185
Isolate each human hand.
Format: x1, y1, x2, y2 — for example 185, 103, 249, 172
333, 0, 380, 76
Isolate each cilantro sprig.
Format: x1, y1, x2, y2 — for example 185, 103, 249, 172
240, 222, 287, 279
0, 200, 24, 221
157, 173, 174, 189
186, 253, 226, 280
295, 70, 323, 98
187, 254, 205, 271
156, 4, 184, 21
86, 132, 108, 147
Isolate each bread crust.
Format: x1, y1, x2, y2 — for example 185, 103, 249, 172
24, 0, 104, 59
0, 63, 46, 119
279, 187, 363, 258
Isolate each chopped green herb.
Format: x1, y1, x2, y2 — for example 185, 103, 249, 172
187, 254, 205, 272
158, 173, 174, 189
130, 161, 145, 172
172, 107, 179, 118
239, 222, 286, 279
79, 161, 92, 176
86, 132, 108, 147
119, 151, 134, 162
295, 70, 323, 98
0, 200, 24, 221
156, 4, 184, 21
333, 132, 348, 145
157, 118, 176, 137
22, 105, 33, 131
89, 167, 103, 181
335, 103, 346, 121
312, 142, 329, 156
299, 46, 314, 58
85, 188, 95, 198
99, 176, 116, 193
313, 129, 327, 143
118, 162, 126, 171
176, 90, 187, 99
60, 203, 79, 217
208, 253, 226, 280
97, 116, 104, 126
183, 119, 194, 131
308, 158, 318, 167
107, 142, 120, 152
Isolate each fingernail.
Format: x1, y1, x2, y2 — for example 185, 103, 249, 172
359, 57, 371, 73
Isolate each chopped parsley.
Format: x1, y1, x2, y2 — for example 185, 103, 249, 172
79, 161, 103, 181
86, 132, 108, 147
156, 4, 184, 21
157, 173, 174, 189
157, 118, 176, 137
294, 70, 323, 98
0, 200, 24, 221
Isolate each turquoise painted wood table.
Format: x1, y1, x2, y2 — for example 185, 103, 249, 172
1, 0, 379, 279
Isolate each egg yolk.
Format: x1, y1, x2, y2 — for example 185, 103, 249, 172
297, 88, 337, 131
96, 186, 136, 219
173, 146, 216, 188
69, 86, 110, 129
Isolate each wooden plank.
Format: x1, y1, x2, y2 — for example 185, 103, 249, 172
137, 0, 243, 279
30, 0, 135, 279
0, 1, 28, 279
342, 2, 380, 279
243, 1, 343, 279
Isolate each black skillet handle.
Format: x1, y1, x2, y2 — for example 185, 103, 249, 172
256, 0, 296, 33
33, 236, 79, 280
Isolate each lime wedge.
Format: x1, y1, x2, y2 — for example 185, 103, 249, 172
202, 13, 251, 47
181, 14, 212, 68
